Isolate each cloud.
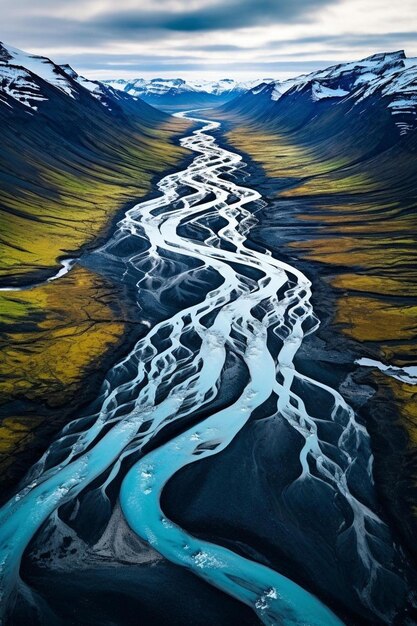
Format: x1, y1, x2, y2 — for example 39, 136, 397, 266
0, 0, 338, 62
263, 31, 417, 49
56, 51, 340, 76
93, 0, 336, 33
0, 0, 416, 79
1, 0, 337, 49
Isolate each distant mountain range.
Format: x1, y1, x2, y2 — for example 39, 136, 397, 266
102, 51, 417, 121
103, 77, 273, 110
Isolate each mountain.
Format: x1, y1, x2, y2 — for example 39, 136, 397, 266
221, 50, 417, 136
0, 41, 189, 284
218, 50, 417, 218
0, 43, 170, 121
103, 76, 272, 111
214, 50, 417, 563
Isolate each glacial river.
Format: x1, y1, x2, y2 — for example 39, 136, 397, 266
0, 113, 409, 625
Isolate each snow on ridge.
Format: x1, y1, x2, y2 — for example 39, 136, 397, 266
252, 50, 416, 135
271, 85, 283, 101
0, 44, 130, 113
103, 76, 271, 99
59, 64, 112, 105
0, 65, 48, 110
356, 63, 417, 102
310, 50, 406, 82
381, 65, 417, 134
404, 57, 417, 70
252, 83, 272, 97
311, 82, 349, 101
262, 49, 407, 105
0, 42, 77, 99
269, 77, 300, 101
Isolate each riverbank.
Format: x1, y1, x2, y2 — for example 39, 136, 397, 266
1, 112, 357, 626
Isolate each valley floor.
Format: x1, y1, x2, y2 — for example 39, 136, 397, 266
1, 110, 416, 626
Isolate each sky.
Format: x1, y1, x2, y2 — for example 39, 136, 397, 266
1, 0, 416, 81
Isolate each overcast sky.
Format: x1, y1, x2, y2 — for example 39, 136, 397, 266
1, 0, 416, 80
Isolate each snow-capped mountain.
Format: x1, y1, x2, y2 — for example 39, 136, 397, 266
225, 51, 417, 136
247, 50, 408, 101
103, 76, 272, 110
0, 43, 77, 111
0, 41, 186, 291
0, 42, 158, 118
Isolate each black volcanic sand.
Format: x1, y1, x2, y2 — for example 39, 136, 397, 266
15, 561, 258, 626
161, 124, 417, 625
210, 122, 417, 555
206, 118, 417, 569
236, 137, 417, 575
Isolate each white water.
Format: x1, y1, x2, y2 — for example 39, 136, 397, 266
0, 113, 406, 625
356, 357, 417, 385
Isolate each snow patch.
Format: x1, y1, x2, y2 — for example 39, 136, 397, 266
0, 65, 48, 110
311, 82, 349, 101
1, 42, 76, 98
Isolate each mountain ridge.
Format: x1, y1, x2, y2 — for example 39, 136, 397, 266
0, 41, 168, 120
222, 50, 417, 136
0, 41, 189, 283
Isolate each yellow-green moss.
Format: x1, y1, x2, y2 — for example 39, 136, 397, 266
0, 119, 190, 280
0, 266, 126, 406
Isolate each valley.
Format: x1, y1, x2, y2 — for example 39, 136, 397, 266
0, 43, 416, 626
103, 77, 271, 111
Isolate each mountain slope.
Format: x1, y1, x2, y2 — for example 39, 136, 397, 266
213, 50, 417, 561
0, 42, 190, 493
0, 42, 189, 285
